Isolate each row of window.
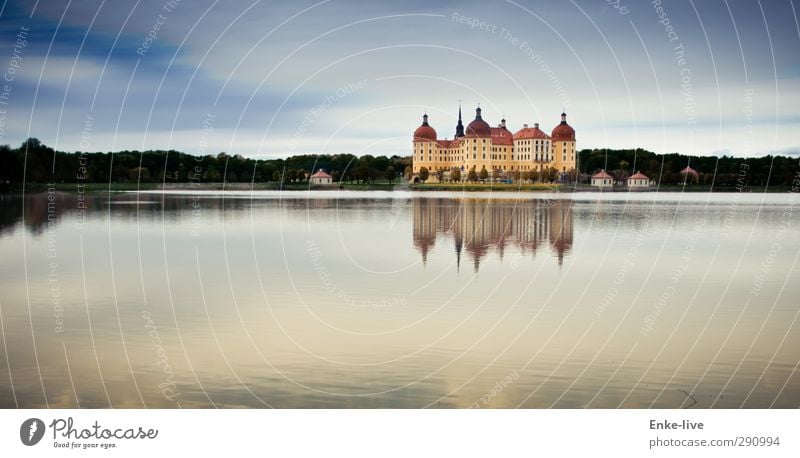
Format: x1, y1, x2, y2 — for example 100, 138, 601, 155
416, 164, 557, 173
416, 145, 564, 155
415, 147, 575, 162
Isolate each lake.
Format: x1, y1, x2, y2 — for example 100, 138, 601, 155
0, 190, 798, 408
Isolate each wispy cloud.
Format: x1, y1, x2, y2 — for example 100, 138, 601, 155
0, 0, 798, 156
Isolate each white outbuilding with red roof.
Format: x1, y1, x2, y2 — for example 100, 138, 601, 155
627, 171, 650, 188
591, 169, 614, 188
310, 169, 333, 185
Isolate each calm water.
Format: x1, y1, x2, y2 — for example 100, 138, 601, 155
0, 190, 798, 408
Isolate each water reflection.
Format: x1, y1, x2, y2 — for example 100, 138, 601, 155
413, 198, 573, 271
0, 191, 798, 409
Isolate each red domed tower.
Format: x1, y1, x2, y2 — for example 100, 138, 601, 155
551, 112, 575, 142
551, 112, 576, 172
413, 113, 437, 142
465, 106, 491, 137
412, 113, 438, 179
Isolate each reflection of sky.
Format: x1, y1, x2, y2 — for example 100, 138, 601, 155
0, 192, 798, 408
0, 1, 798, 156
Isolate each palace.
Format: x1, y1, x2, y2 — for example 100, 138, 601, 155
412, 106, 577, 182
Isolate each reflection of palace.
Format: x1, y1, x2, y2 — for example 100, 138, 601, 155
413, 198, 574, 271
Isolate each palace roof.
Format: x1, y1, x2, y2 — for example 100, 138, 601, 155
465, 107, 492, 137
551, 112, 575, 142
311, 169, 332, 179
514, 124, 550, 140
413, 114, 437, 142
491, 127, 514, 145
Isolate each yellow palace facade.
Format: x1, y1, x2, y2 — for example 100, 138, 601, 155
411, 106, 577, 182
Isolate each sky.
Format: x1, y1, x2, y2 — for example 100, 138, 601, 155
0, 0, 798, 158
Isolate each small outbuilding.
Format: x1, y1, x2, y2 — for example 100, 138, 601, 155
680, 166, 699, 184
310, 169, 333, 185
591, 170, 614, 188
627, 171, 650, 188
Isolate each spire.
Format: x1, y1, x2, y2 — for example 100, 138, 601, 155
455, 102, 465, 138
561, 111, 567, 124
422, 113, 429, 126
475, 105, 482, 120
455, 235, 462, 273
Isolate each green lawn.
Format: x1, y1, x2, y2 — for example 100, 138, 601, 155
411, 182, 561, 192
13, 180, 404, 192
22, 182, 162, 192
10, 181, 789, 193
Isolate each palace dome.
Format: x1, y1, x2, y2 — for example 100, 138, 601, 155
465, 107, 491, 137
551, 112, 575, 142
413, 114, 437, 142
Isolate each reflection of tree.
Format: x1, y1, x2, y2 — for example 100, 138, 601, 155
413, 198, 574, 271
1, 193, 365, 237
0, 194, 24, 236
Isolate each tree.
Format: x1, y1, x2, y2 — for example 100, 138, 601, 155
202, 165, 221, 182
384, 165, 396, 183
355, 155, 373, 184
479, 166, 488, 182
404, 165, 413, 181
511, 170, 521, 182
419, 166, 429, 183
435, 168, 445, 183
129, 166, 151, 182
19, 137, 53, 183
351, 166, 364, 184
467, 167, 478, 183
21, 137, 42, 150
545, 167, 559, 183
530, 169, 541, 183
450, 168, 461, 183
368, 167, 380, 184
177, 163, 188, 181
492, 168, 502, 182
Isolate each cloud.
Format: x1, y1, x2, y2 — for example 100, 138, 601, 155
0, 0, 798, 156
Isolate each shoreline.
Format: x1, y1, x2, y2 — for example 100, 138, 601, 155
4, 182, 792, 193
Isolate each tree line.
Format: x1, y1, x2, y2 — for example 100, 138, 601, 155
0, 138, 411, 185
1, 138, 796, 188
578, 148, 798, 187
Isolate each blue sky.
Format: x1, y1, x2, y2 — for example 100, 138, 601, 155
0, 0, 798, 157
